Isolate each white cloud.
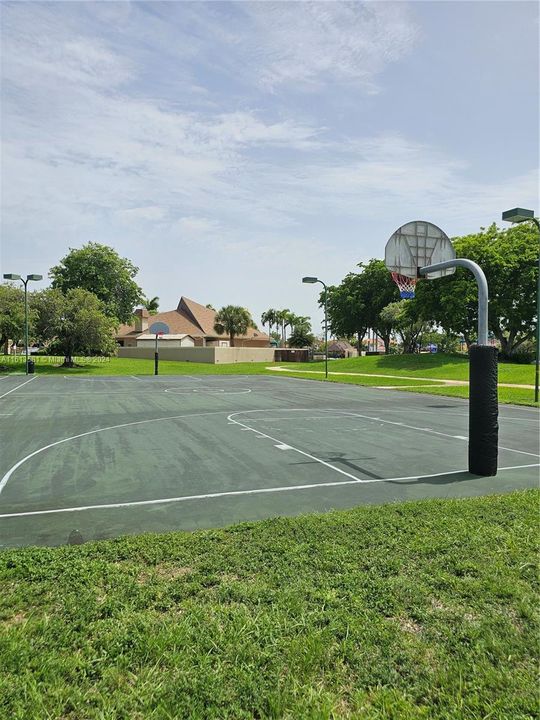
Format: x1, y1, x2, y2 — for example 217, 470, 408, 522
238, 1, 419, 91
1, 1, 537, 326
118, 206, 166, 223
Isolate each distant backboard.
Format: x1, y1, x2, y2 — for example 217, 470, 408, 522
149, 321, 170, 335
385, 221, 456, 279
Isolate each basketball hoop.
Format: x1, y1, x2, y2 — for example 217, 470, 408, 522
391, 272, 417, 299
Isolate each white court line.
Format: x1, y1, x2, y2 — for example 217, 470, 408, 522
332, 409, 540, 458
0, 409, 249, 496
373, 407, 539, 425
0, 463, 537, 520
165, 387, 252, 395
8, 392, 149, 396
0, 376, 36, 400
227, 411, 362, 483
498, 445, 540, 458
62, 376, 139, 383
279, 377, 539, 417
231, 407, 540, 460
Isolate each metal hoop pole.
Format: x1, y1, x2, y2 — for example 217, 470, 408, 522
419, 259, 489, 345
420, 257, 497, 476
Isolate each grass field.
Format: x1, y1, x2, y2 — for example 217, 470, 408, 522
1, 490, 537, 719
2, 353, 538, 406
291, 353, 537, 385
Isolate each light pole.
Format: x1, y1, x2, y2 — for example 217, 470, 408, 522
3, 273, 43, 374
302, 276, 328, 379
501, 208, 540, 403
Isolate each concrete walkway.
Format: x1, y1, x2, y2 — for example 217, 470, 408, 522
267, 366, 536, 390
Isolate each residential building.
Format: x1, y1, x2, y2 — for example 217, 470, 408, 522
116, 297, 269, 348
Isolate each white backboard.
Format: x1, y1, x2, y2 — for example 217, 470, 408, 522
385, 221, 456, 279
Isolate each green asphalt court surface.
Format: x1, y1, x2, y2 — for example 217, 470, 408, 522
0, 373, 538, 549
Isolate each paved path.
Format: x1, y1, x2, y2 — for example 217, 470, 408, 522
267, 367, 535, 389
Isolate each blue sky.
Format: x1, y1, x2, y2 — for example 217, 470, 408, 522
1, 1, 538, 333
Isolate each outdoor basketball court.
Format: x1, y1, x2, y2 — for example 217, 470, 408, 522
1, 373, 538, 548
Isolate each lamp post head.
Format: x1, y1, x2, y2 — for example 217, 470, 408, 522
3, 273, 21, 281
302, 276, 318, 284
502, 208, 535, 224
26, 274, 43, 282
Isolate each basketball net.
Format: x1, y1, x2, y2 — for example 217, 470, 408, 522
391, 272, 417, 300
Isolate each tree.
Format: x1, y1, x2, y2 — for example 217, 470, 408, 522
32, 288, 117, 366
50, 243, 143, 324
213, 306, 253, 347
379, 300, 431, 354
421, 330, 460, 354
143, 296, 160, 315
0, 283, 26, 353
415, 223, 537, 356
413, 272, 478, 348
322, 273, 368, 352
287, 314, 313, 347
276, 309, 291, 346
358, 260, 401, 352
261, 308, 279, 339
322, 260, 400, 354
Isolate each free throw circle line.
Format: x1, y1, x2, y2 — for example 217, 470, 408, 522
0, 409, 247, 496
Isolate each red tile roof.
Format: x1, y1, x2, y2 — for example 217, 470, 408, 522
117, 297, 267, 341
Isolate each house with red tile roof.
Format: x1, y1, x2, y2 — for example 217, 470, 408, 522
117, 297, 269, 348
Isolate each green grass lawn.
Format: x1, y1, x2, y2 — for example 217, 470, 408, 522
292, 353, 536, 385
271, 372, 439, 388
401, 384, 540, 407
2, 353, 538, 406
0, 356, 272, 376
1, 491, 538, 720
272, 370, 539, 407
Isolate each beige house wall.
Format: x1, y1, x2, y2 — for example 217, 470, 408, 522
118, 347, 275, 364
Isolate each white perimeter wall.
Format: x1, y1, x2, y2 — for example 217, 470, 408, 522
136, 338, 195, 348
118, 347, 275, 364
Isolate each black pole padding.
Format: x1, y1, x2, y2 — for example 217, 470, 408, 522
154, 352, 159, 376
468, 345, 498, 476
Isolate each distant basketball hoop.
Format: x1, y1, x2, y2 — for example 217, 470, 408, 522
149, 322, 170, 376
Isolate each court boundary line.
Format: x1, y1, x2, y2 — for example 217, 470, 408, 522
0, 463, 537, 519
0, 376, 36, 400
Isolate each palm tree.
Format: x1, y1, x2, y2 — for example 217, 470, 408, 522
276, 308, 290, 346
289, 315, 311, 333
143, 296, 160, 315
261, 308, 279, 339
214, 306, 253, 347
